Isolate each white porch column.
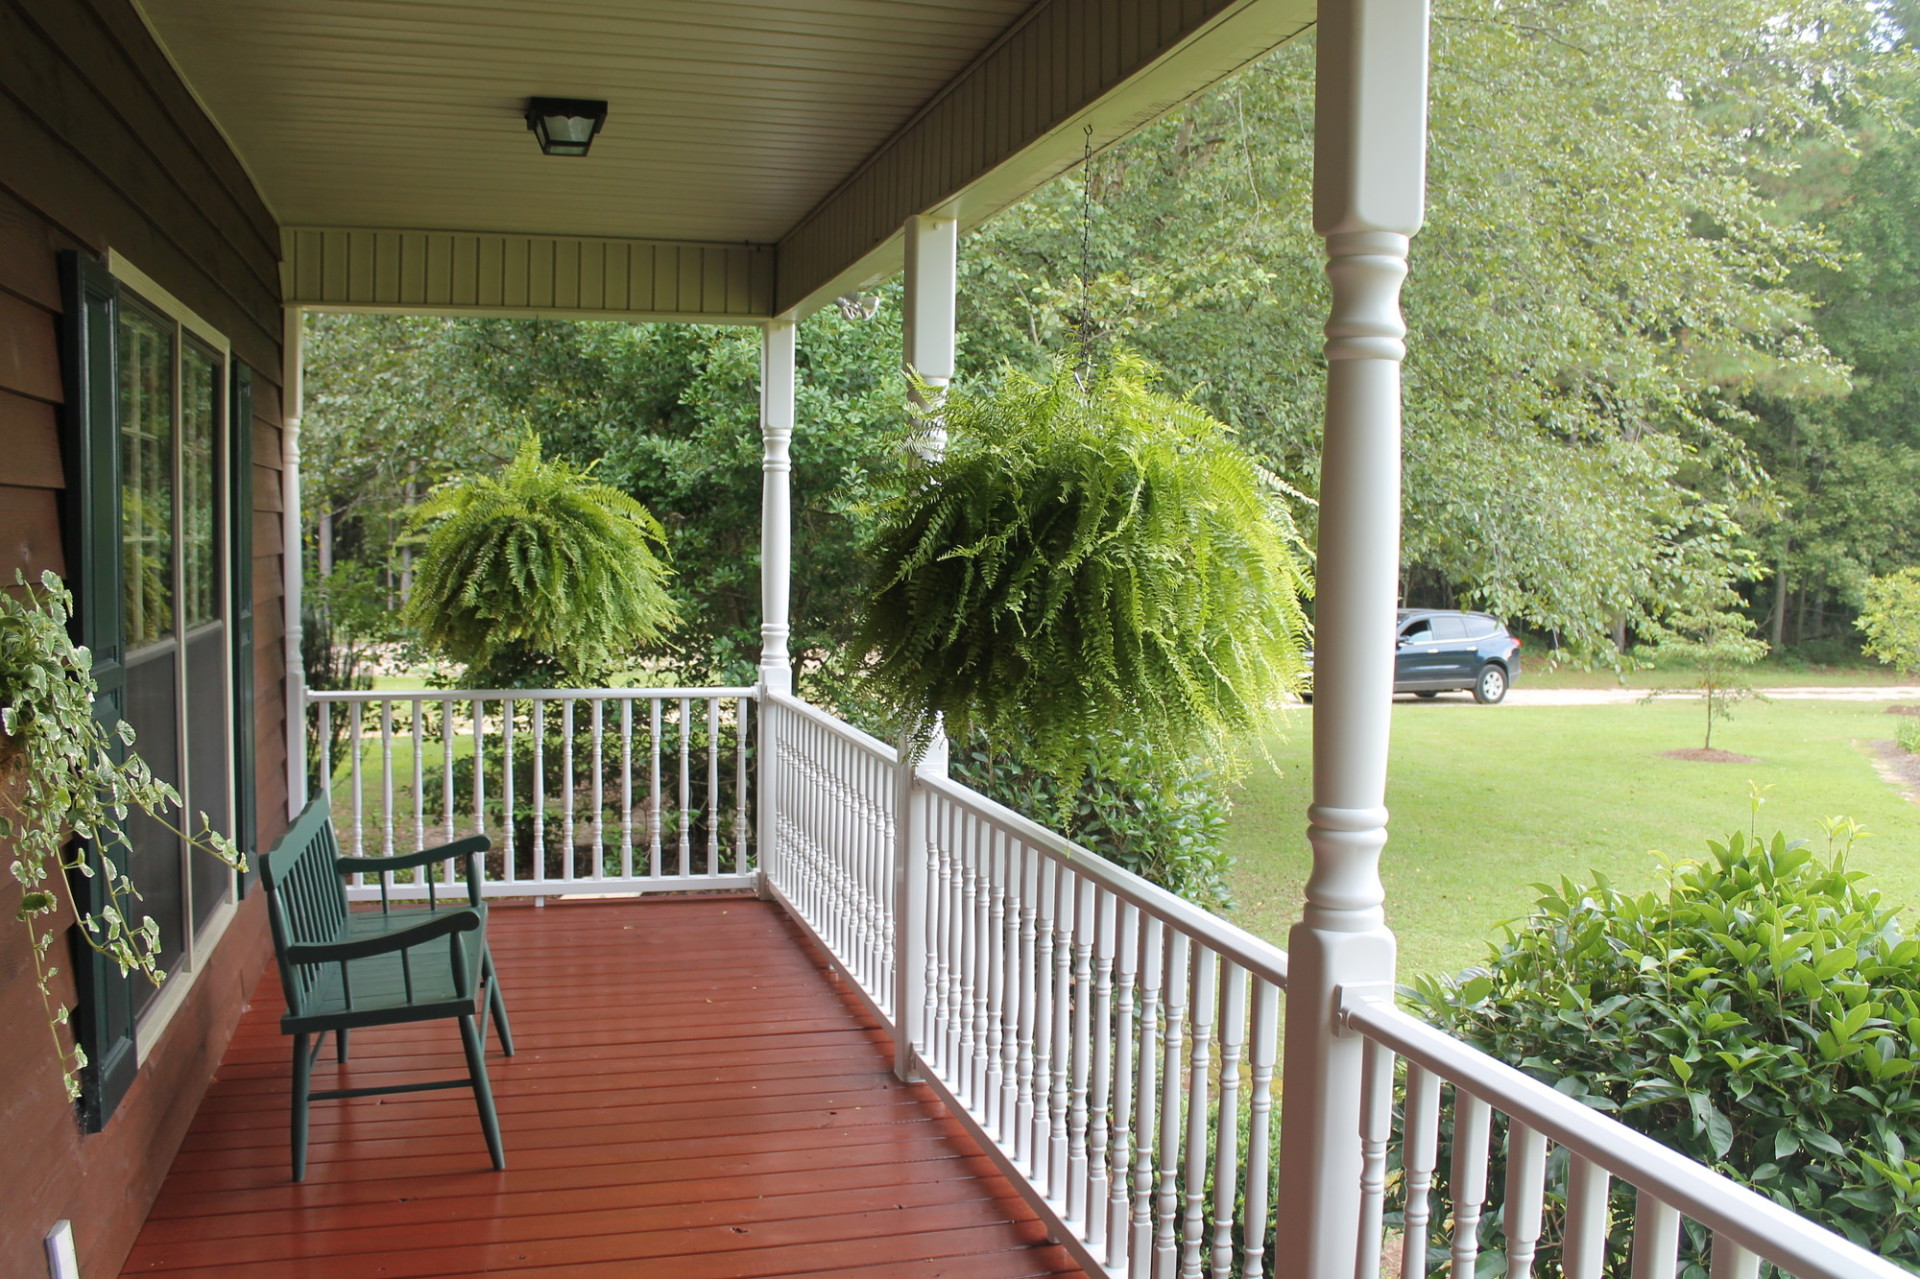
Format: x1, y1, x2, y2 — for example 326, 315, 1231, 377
758, 320, 796, 696
1275, 3, 1430, 1279
282, 306, 308, 818
901, 213, 957, 452
892, 212, 957, 1081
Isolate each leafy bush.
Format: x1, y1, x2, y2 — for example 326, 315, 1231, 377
859, 350, 1311, 786
1408, 823, 1920, 1272
950, 729, 1231, 908
404, 435, 676, 688
1897, 717, 1920, 756
1860, 568, 1920, 676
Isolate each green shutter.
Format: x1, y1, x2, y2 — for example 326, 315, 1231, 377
58, 250, 139, 1131
231, 363, 258, 893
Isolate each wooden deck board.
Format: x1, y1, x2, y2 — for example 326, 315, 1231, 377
121, 896, 1086, 1279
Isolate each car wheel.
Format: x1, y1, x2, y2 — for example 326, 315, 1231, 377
1414, 691, 1439, 700
1473, 663, 1508, 704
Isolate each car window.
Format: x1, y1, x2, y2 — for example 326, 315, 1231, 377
1399, 618, 1433, 643
1430, 615, 1467, 640
1464, 615, 1498, 638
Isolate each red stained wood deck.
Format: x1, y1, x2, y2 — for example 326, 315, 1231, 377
120, 896, 1087, 1279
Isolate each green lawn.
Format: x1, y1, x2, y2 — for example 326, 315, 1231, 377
1225, 696, 1920, 980
1520, 660, 1914, 690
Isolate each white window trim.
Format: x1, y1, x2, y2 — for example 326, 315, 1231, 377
105, 253, 242, 1062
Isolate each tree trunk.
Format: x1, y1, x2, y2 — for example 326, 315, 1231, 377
316, 510, 333, 579
1769, 549, 1788, 652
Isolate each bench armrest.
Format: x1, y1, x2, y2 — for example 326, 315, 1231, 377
285, 907, 481, 965
336, 835, 490, 906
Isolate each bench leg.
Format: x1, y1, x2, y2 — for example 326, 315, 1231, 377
290, 1032, 314, 1182
459, 1013, 506, 1171
336, 1027, 350, 1062
484, 951, 515, 1056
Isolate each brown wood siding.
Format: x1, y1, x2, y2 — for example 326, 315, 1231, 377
0, 1, 288, 1275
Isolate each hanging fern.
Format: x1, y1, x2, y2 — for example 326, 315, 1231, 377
859, 350, 1313, 783
403, 436, 676, 687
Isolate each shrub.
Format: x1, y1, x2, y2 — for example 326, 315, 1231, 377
1407, 823, 1920, 1272
949, 729, 1232, 908
1860, 568, 1920, 676
1898, 717, 1920, 757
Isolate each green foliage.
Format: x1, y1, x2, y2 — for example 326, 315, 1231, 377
951, 729, 1232, 907
1897, 718, 1920, 756
859, 350, 1312, 785
1860, 568, 1920, 675
0, 572, 242, 1100
1639, 550, 1771, 749
403, 436, 676, 688
1409, 821, 1920, 1271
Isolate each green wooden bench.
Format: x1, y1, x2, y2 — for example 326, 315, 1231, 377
259, 791, 514, 1180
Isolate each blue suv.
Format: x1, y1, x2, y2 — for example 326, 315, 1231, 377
1304, 609, 1523, 704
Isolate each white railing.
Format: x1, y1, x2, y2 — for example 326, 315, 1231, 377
1343, 996, 1908, 1279
761, 690, 1905, 1279
309, 687, 756, 900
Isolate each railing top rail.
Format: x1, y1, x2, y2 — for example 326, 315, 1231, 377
308, 686, 759, 703
1343, 996, 1908, 1279
918, 770, 1289, 991
764, 689, 899, 765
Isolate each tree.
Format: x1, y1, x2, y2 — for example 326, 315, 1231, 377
402, 436, 676, 688
1858, 567, 1920, 675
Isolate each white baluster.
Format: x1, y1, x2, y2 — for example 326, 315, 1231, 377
1400, 1064, 1442, 1279
1014, 839, 1040, 1169
1069, 875, 1096, 1227
497, 701, 513, 885
1032, 851, 1058, 1185
561, 698, 576, 881
1131, 916, 1165, 1278
735, 696, 749, 874
1088, 890, 1117, 1256
531, 699, 546, 883
1242, 980, 1281, 1279
379, 699, 395, 863
1504, 1120, 1548, 1279
347, 701, 364, 859
1356, 1036, 1395, 1279
621, 698, 634, 879
440, 697, 455, 845
1050, 863, 1076, 1205
411, 697, 425, 870
707, 696, 721, 873
1562, 1154, 1612, 1279
590, 696, 605, 877
971, 813, 994, 1109
317, 699, 333, 801
1156, 929, 1192, 1275
649, 698, 663, 877
1180, 947, 1217, 1278
1709, 1236, 1759, 1279
1108, 901, 1141, 1272
1211, 962, 1249, 1279
983, 827, 1008, 1131
1450, 1090, 1493, 1279
1630, 1195, 1680, 1279
672, 696, 688, 875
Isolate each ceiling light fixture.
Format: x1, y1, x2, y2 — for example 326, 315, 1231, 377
524, 97, 608, 157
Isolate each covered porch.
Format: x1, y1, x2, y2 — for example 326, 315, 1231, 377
121, 897, 1083, 1278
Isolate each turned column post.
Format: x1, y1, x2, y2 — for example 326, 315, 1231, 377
1275, 3, 1431, 1277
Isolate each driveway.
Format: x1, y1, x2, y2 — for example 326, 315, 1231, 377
1398, 685, 1920, 707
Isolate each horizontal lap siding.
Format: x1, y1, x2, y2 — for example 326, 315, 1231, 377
0, 2, 287, 1277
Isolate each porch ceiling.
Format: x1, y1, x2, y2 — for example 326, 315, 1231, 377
133, 0, 1313, 318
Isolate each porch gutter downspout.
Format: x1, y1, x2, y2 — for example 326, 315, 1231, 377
282, 306, 307, 819
1275, 3, 1430, 1278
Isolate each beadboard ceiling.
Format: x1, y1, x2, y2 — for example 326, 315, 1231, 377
135, 0, 1037, 244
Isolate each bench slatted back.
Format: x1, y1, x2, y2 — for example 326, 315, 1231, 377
260, 792, 350, 1018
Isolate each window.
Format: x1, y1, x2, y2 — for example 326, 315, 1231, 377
60, 250, 256, 1126
1429, 615, 1467, 641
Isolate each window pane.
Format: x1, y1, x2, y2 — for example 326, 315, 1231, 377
182, 342, 220, 628
118, 307, 175, 648
1431, 616, 1467, 640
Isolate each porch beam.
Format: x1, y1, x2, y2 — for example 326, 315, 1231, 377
777, 0, 1313, 317
902, 214, 958, 455
1275, 2, 1430, 1278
